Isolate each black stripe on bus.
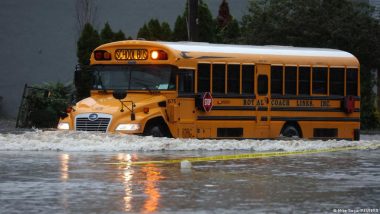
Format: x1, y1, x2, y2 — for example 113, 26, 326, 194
212, 106, 360, 112
212, 106, 255, 111
177, 94, 257, 99
270, 107, 360, 112
198, 116, 359, 122
264, 117, 360, 122
271, 95, 360, 101
198, 116, 257, 121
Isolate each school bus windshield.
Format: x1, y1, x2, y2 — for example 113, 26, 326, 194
91, 65, 176, 90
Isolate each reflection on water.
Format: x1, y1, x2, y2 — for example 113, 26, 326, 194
59, 153, 70, 181
115, 153, 163, 213
1, 149, 379, 213
59, 153, 70, 210
142, 165, 163, 213
116, 153, 134, 212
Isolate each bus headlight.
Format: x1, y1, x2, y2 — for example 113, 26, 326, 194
116, 124, 141, 131
57, 122, 70, 130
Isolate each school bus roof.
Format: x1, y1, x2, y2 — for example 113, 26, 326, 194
95, 40, 359, 66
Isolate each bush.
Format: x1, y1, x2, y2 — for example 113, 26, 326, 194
22, 83, 74, 128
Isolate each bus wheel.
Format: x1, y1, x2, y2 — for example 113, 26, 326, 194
143, 117, 171, 138
281, 123, 301, 139
144, 125, 165, 137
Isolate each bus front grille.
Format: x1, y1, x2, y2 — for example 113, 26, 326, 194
75, 114, 111, 132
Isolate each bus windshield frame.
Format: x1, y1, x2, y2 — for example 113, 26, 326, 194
90, 65, 177, 91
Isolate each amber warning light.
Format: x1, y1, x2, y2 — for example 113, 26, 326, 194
150, 50, 168, 60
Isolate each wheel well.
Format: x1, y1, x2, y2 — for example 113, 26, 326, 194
144, 117, 172, 137
281, 121, 303, 138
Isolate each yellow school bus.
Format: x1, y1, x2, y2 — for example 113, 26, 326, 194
58, 40, 360, 140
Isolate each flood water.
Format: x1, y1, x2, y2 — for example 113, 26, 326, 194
0, 131, 379, 213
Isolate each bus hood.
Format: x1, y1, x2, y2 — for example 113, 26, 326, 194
73, 93, 166, 115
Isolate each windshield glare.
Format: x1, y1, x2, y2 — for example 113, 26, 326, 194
92, 65, 176, 90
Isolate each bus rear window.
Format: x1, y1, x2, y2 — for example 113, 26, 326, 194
330, 68, 344, 96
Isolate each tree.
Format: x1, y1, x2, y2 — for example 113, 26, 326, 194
240, 0, 380, 129
100, 22, 115, 44
100, 23, 127, 43
76, 23, 100, 100
75, 0, 97, 36
215, 0, 240, 44
197, 0, 216, 42
137, 24, 151, 39
77, 23, 100, 66
172, 0, 216, 42
114, 30, 126, 41
172, 14, 188, 41
161, 22, 173, 41
137, 19, 173, 41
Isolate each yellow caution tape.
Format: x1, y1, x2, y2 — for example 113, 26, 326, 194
107, 144, 380, 166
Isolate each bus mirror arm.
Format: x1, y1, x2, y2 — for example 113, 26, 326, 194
119, 100, 136, 121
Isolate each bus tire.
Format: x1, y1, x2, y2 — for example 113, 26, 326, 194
143, 117, 171, 138
144, 125, 165, 137
281, 123, 302, 139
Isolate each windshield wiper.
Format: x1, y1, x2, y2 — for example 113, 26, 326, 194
136, 82, 154, 93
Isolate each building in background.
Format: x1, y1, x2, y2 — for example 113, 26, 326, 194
0, 0, 248, 118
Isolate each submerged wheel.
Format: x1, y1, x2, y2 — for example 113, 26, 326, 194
144, 125, 165, 137
281, 124, 301, 138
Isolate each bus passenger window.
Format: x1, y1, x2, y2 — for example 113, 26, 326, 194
299, 66, 311, 95
197, 63, 210, 93
178, 69, 194, 93
227, 64, 240, 94
271, 66, 283, 95
285, 66, 297, 95
242, 65, 254, 94
346, 68, 358, 96
258, 75, 268, 95
212, 64, 226, 94
330, 68, 344, 96
312, 67, 328, 94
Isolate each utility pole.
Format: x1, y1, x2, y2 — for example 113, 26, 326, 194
188, 0, 198, 41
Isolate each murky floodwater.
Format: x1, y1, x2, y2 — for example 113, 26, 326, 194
0, 132, 379, 213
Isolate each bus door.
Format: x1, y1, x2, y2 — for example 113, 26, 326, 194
175, 68, 196, 138
255, 64, 271, 127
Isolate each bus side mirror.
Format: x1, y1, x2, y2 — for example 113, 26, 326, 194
113, 90, 127, 100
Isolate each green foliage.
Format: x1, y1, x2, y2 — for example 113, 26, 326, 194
161, 22, 173, 41
100, 22, 115, 44
114, 30, 126, 41
173, 15, 188, 41
24, 83, 73, 128
77, 23, 100, 66
76, 22, 128, 100
360, 66, 380, 129
215, 0, 240, 44
241, 0, 380, 129
101, 22, 127, 43
197, 0, 216, 42
137, 19, 173, 41
171, 0, 216, 42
